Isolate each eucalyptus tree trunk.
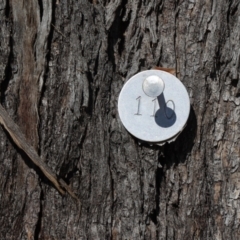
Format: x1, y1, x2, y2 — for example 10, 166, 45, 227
1, 0, 240, 239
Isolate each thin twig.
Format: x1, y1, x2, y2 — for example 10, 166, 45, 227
51, 24, 66, 38
0, 104, 79, 201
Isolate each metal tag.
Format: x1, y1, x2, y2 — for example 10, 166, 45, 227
118, 70, 190, 144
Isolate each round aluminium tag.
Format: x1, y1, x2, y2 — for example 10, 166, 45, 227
118, 70, 190, 143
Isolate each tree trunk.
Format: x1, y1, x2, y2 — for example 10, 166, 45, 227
1, 0, 240, 239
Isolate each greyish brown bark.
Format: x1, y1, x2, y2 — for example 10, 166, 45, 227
0, 0, 240, 239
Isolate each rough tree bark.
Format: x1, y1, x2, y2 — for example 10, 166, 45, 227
0, 0, 240, 239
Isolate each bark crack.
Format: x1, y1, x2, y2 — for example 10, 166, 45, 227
34, 187, 43, 239
1, 38, 12, 103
